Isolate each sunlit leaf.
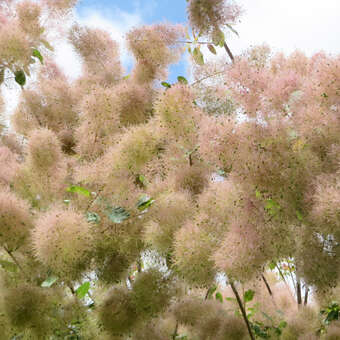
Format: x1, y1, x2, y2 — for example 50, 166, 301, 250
76, 281, 90, 299
137, 195, 155, 211
41, 275, 58, 287
177, 76, 188, 84
32, 49, 43, 64
161, 81, 171, 88
66, 185, 91, 197
193, 47, 204, 66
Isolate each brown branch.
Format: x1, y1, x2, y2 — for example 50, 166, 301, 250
230, 281, 255, 340
261, 273, 273, 296
224, 42, 235, 63
172, 321, 179, 340
304, 286, 309, 306
296, 276, 302, 306
3, 246, 29, 280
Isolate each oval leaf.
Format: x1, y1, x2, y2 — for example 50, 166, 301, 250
161, 81, 171, 88
32, 49, 43, 64
137, 195, 155, 211
76, 281, 90, 299
66, 185, 91, 197
244, 289, 255, 303
193, 47, 204, 66
87, 212, 101, 224
208, 44, 217, 55
106, 206, 130, 223
14, 70, 26, 86
215, 292, 223, 303
41, 275, 58, 287
177, 76, 188, 84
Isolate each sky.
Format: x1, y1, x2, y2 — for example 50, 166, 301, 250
63, 0, 340, 82
3, 0, 340, 116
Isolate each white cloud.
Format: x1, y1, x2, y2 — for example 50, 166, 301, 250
228, 0, 340, 56
54, 7, 143, 80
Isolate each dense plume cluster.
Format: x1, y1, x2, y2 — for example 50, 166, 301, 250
188, 0, 242, 38
0, 0, 339, 338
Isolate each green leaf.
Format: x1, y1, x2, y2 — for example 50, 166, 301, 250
32, 49, 43, 64
207, 44, 217, 55
106, 206, 130, 223
212, 29, 225, 47
0, 68, 4, 85
278, 320, 287, 329
296, 210, 303, 221
76, 281, 90, 299
137, 195, 155, 211
14, 70, 26, 86
0, 259, 18, 272
123, 74, 130, 80
225, 23, 239, 37
138, 174, 146, 184
268, 261, 276, 270
193, 47, 204, 66
41, 275, 58, 287
265, 199, 280, 216
225, 296, 236, 302
206, 285, 217, 299
161, 81, 171, 88
255, 189, 262, 199
87, 212, 100, 224
177, 76, 188, 84
244, 289, 255, 303
215, 292, 223, 303
66, 185, 91, 197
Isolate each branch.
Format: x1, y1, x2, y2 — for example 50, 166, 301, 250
3, 246, 29, 280
172, 321, 179, 340
261, 273, 273, 297
230, 281, 255, 340
304, 286, 309, 306
224, 42, 235, 63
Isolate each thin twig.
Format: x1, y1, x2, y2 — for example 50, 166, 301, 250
172, 321, 179, 340
224, 42, 235, 63
3, 246, 29, 280
261, 273, 273, 296
230, 281, 255, 340
190, 69, 226, 87
304, 286, 309, 306
296, 276, 302, 306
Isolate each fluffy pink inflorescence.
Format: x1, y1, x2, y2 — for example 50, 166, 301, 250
27, 128, 63, 172
0, 146, 19, 187
0, 190, 33, 251
188, 0, 242, 36
32, 207, 92, 279
69, 25, 122, 85
127, 23, 185, 83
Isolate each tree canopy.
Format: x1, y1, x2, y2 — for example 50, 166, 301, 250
0, 0, 339, 339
